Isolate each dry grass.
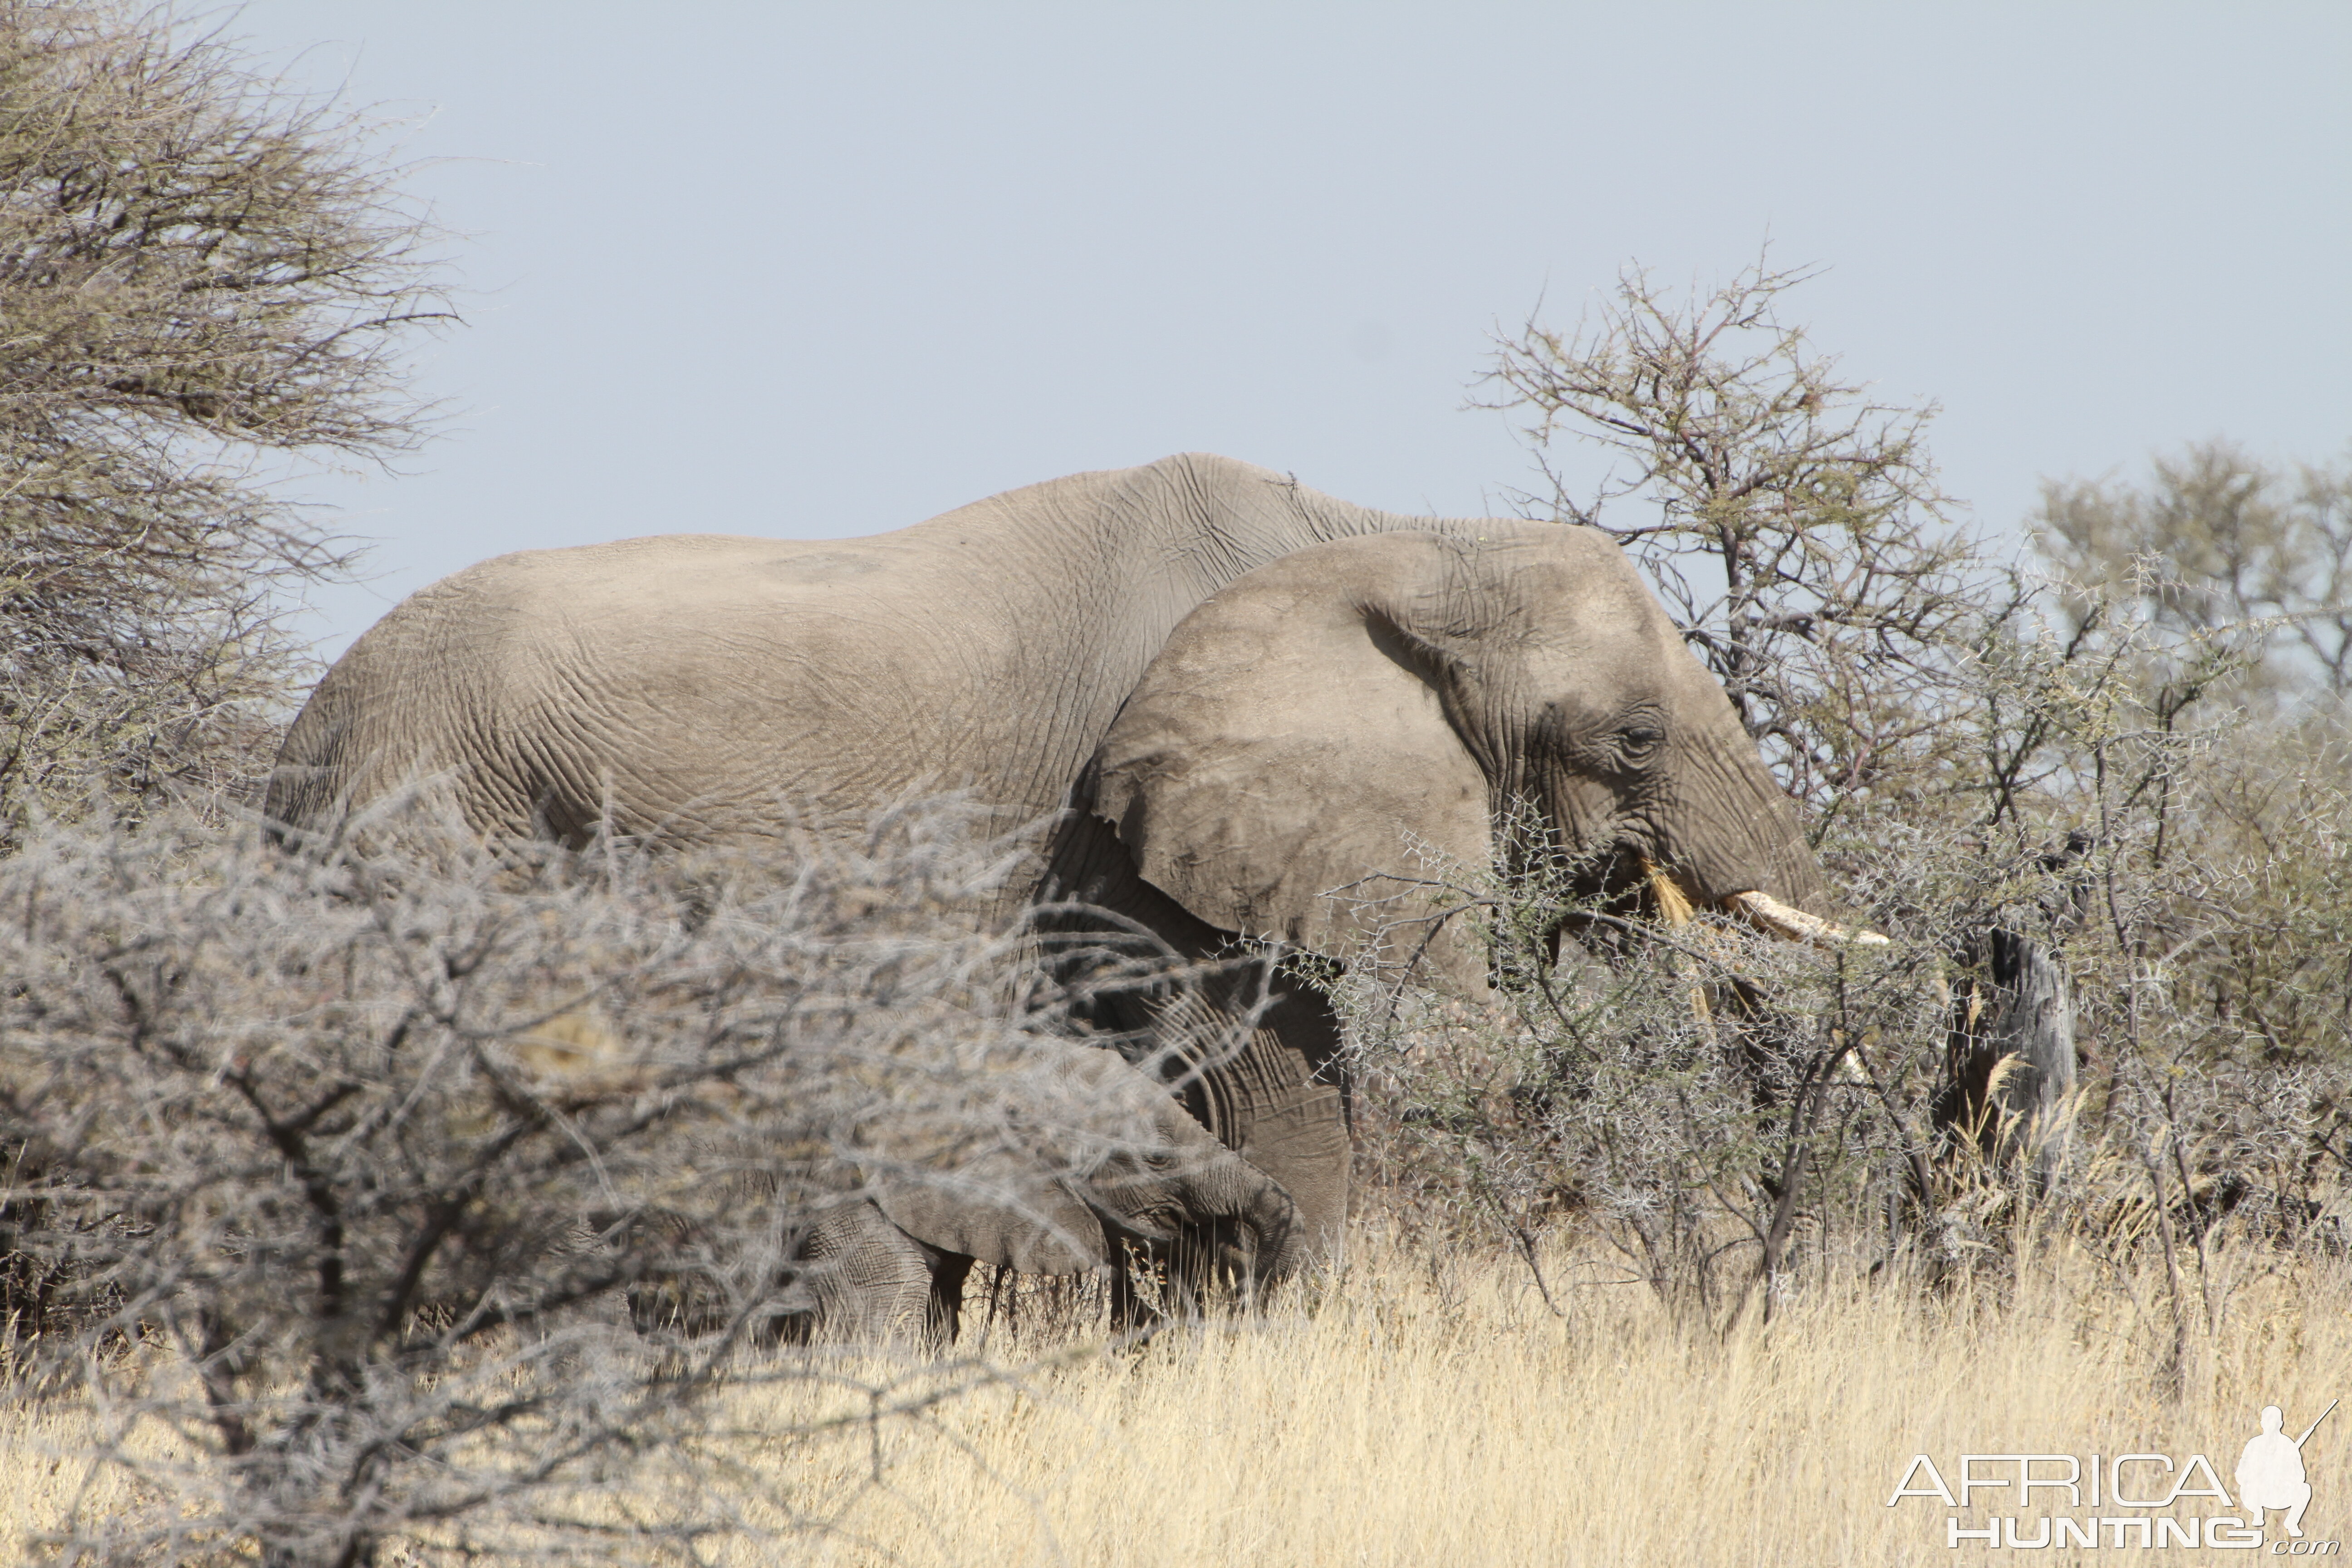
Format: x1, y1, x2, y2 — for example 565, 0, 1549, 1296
12, 1224, 2347, 1566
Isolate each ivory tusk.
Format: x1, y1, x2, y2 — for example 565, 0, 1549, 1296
1724, 888, 1891, 947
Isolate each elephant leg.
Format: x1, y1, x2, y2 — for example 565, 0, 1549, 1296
1205, 991, 1350, 1261
1040, 808, 1351, 1264
926, 1251, 974, 1344
1109, 1246, 1158, 1335
794, 1200, 959, 1347
1103, 1229, 1230, 1331
1131, 984, 1350, 1267
1127, 980, 1348, 1274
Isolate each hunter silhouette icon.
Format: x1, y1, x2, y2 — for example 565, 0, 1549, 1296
2239, 1400, 2334, 1539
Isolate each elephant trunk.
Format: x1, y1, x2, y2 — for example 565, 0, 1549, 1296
1656, 718, 1835, 919
1236, 1167, 1302, 1291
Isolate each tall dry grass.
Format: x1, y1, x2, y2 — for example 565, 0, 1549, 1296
12, 1224, 2346, 1566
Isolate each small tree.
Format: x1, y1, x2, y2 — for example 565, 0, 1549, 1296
0, 0, 451, 844
1467, 255, 2065, 1274
1479, 253, 1981, 822
2032, 439, 2352, 711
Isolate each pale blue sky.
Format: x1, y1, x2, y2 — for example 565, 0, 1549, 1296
234, 3, 2352, 659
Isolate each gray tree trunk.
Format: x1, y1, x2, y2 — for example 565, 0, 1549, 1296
1938, 928, 2078, 1189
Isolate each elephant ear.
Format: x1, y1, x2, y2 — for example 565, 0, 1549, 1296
1095, 533, 1494, 995
873, 1154, 1106, 1276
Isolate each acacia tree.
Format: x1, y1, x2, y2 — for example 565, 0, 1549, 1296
0, 0, 450, 844
1479, 254, 1982, 824
2033, 439, 2352, 711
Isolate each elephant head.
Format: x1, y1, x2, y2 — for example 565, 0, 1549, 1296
1093, 522, 1854, 992
867, 1039, 1297, 1295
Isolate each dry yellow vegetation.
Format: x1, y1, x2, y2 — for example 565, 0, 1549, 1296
8, 1227, 2349, 1566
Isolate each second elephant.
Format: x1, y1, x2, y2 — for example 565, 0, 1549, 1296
785, 1040, 1297, 1343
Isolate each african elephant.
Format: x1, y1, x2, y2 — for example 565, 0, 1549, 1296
268, 452, 1849, 1283
783, 1039, 1297, 1344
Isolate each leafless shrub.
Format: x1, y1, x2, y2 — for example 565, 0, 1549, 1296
1, 0, 452, 842
1342, 851, 1948, 1332
0, 794, 1247, 1566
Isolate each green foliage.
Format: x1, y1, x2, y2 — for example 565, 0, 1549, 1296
0, 0, 451, 844
1344, 874, 1951, 1329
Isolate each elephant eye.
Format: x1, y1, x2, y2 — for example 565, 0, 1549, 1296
1617, 724, 1665, 762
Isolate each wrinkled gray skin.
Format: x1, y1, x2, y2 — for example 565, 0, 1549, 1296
270, 453, 1831, 1282
786, 1042, 1297, 1344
